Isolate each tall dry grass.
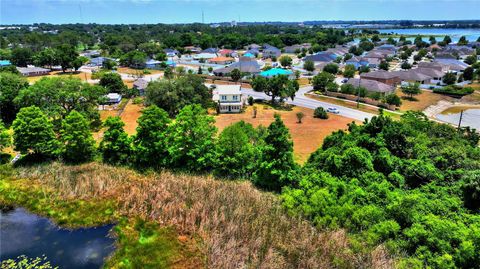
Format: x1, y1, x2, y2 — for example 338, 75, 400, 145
15, 162, 393, 269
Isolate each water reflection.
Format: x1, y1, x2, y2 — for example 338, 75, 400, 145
0, 208, 115, 269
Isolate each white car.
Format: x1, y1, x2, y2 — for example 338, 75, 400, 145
327, 107, 340, 114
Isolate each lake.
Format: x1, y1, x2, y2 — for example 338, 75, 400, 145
436, 108, 480, 130
0, 208, 115, 269
378, 28, 480, 43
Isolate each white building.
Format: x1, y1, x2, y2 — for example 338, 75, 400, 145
213, 85, 244, 113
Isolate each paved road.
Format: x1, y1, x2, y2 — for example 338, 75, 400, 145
242, 86, 375, 122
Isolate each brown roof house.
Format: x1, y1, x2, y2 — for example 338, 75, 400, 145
360, 71, 401, 86
347, 78, 395, 95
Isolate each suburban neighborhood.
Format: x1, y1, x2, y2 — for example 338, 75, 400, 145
1, 6, 480, 268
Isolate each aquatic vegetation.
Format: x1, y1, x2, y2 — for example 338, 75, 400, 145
0, 255, 57, 269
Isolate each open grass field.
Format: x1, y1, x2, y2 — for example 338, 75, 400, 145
397, 89, 453, 112
26, 71, 93, 84
215, 105, 358, 163
117, 67, 163, 76
2, 162, 384, 268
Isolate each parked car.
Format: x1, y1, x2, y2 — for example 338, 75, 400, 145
327, 107, 340, 114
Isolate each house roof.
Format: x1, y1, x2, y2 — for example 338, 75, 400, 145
347, 78, 394, 93
133, 78, 149, 89
209, 56, 234, 62
415, 68, 444, 78
214, 60, 261, 74
304, 52, 336, 62
215, 84, 242, 95
361, 70, 400, 80
218, 49, 234, 55
434, 58, 469, 71
392, 70, 433, 82
16, 66, 50, 74
202, 48, 219, 54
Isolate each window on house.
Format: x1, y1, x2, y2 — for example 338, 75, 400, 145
233, 95, 238, 100
221, 95, 227, 101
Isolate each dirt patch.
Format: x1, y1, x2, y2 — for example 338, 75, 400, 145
120, 100, 144, 135
397, 89, 453, 112
27, 71, 93, 84
215, 105, 357, 163
117, 67, 163, 75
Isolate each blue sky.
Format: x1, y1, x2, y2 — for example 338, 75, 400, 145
1, 0, 480, 24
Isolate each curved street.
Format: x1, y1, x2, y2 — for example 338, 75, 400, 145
241, 86, 375, 122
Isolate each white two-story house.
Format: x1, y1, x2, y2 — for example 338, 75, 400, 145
212, 85, 244, 113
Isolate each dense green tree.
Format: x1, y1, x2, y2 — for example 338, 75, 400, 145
120, 51, 147, 68
164, 67, 174, 79
0, 72, 29, 124
11, 47, 33, 67
15, 77, 105, 127
443, 35, 452, 45
458, 36, 468, 46
384, 94, 402, 106
401, 62, 412, 70
303, 60, 315, 72
254, 114, 296, 191
99, 72, 127, 94
166, 104, 217, 171
312, 71, 335, 92
99, 116, 131, 165
214, 121, 257, 179
12, 106, 59, 158
442, 72, 457, 85
379, 61, 389, 71
463, 67, 474, 81
464, 55, 477, 65
145, 75, 211, 117
230, 68, 242, 82
401, 83, 421, 100
343, 64, 356, 78
429, 36, 437, 44
55, 44, 78, 72
252, 75, 298, 103
133, 105, 171, 167
60, 110, 96, 163
0, 120, 11, 152
323, 63, 339, 74
33, 48, 58, 68
279, 55, 292, 68
462, 170, 480, 211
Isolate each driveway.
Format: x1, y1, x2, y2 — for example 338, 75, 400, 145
242, 86, 375, 122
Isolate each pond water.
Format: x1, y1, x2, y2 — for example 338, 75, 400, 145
378, 28, 480, 43
353, 28, 480, 44
436, 108, 480, 130
0, 208, 115, 269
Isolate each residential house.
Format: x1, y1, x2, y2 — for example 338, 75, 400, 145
444, 45, 475, 59
377, 44, 398, 53
184, 46, 202, 53
89, 57, 114, 67
16, 66, 50, 77
208, 56, 235, 65
284, 44, 305, 54
103, 93, 122, 104
392, 70, 433, 84
202, 48, 219, 54
326, 45, 350, 57
164, 48, 179, 57
133, 78, 149, 96
246, 44, 262, 51
218, 49, 237, 57
345, 56, 369, 69
434, 59, 469, 73
262, 44, 281, 59
145, 59, 163, 69
304, 52, 337, 64
212, 85, 244, 113
193, 53, 218, 61
213, 58, 261, 76
415, 68, 444, 82
346, 78, 395, 95
418, 61, 450, 73
364, 58, 381, 69
360, 71, 401, 86
81, 50, 101, 58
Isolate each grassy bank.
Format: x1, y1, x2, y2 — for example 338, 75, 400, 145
1, 162, 388, 268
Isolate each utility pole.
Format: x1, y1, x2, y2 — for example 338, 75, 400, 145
457, 110, 464, 130
357, 76, 361, 108
202, 10, 204, 24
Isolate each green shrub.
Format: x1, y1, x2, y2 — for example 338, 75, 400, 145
433, 85, 474, 97
313, 107, 329, 119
